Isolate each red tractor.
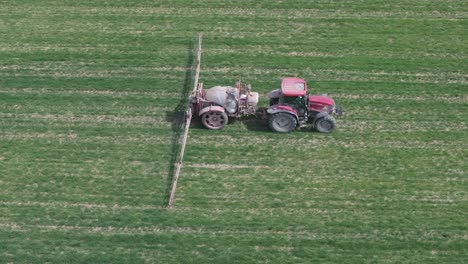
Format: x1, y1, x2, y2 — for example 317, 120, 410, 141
267, 77, 343, 133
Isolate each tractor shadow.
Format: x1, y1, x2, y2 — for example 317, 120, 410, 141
235, 116, 270, 132
163, 41, 194, 207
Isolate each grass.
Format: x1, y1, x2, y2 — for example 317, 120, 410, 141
1, 0, 467, 263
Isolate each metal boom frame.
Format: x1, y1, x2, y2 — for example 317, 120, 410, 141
167, 33, 202, 208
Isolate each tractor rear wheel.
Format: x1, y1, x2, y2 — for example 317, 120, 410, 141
269, 112, 297, 133
201, 111, 228, 130
314, 115, 336, 133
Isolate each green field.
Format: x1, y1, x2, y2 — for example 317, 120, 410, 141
1, 0, 467, 263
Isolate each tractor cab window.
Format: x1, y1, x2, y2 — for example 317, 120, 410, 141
282, 96, 298, 106
281, 95, 307, 116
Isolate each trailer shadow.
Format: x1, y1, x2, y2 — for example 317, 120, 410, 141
186, 115, 271, 132
163, 41, 194, 207
236, 116, 270, 132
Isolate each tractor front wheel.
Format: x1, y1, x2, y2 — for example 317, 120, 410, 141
269, 112, 297, 133
314, 115, 336, 133
201, 111, 228, 130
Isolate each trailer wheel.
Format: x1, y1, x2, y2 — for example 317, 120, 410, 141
314, 115, 336, 133
201, 111, 228, 130
269, 112, 297, 133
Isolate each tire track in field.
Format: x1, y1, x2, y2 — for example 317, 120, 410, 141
0, 132, 171, 144
0, 115, 171, 132
2, 44, 465, 60
0, 71, 181, 80
3, 5, 466, 20
199, 67, 468, 84
1, 222, 466, 241
0, 44, 182, 54
339, 120, 467, 132
2, 64, 466, 84
0, 201, 160, 210
0, 113, 166, 126
334, 93, 468, 103
188, 135, 467, 150
206, 48, 468, 60
3, 199, 464, 216
1, 88, 466, 104
0, 88, 174, 99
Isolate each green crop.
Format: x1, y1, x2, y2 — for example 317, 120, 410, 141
0, 0, 467, 263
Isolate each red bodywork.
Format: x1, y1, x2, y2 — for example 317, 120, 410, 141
268, 104, 298, 115
281, 77, 307, 96
309, 95, 335, 112
281, 77, 335, 113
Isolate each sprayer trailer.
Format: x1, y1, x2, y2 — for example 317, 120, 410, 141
190, 81, 260, 130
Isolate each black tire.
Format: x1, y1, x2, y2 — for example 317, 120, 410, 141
269, 112, 297, 133
201, 111, 228, 130
314, 115, 336, 133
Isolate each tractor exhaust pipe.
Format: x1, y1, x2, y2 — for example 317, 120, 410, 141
334, 106, 345, 116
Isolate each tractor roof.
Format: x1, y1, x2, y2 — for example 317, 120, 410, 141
281, 77, 307, 96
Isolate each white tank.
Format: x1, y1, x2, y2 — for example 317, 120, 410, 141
240, 92, 258, 106
205, 86, 239, 114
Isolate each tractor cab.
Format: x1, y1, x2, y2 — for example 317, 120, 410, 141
268, 77, 309, 117
280, 77, 308, 116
